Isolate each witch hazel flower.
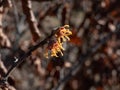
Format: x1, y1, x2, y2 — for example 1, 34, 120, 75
44, 25, 72, 58
44, 40, 65, 58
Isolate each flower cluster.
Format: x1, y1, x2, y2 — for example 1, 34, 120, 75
44, 41, 64, 58
44, 25, 72, 58
55, 25, 72, 43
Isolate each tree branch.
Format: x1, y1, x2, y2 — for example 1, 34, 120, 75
0, 4, 11, 48
21, 0, 41, 42
0, 28, 57, 85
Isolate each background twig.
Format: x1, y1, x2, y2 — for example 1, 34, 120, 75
21, 0, 41, 42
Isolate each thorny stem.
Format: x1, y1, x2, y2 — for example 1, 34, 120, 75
0, 30, 56, 85
52, 24, 120, 90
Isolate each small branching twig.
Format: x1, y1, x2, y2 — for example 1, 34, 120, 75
38, 0, 62, 25
58, 1, 72, 26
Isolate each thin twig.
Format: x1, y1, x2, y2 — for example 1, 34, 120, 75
58, 1, 72, 26
38, 0, 62, 21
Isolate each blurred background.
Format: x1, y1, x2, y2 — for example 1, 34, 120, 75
0, 0, 120, 90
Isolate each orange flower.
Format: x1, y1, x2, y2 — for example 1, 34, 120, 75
44, 41, 65, 58
55, 25, 72, 43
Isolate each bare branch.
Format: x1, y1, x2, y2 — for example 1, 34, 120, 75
0, 28, 57, 85
0, 5, 11, 48
21, 0, 41, 42
58, 2, 73, 25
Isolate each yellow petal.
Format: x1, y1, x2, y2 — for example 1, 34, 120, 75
59, 50, 63, 56
58, 38, 61, 43
61, 36, 66, 42
64, 36, 70, 41
64, 25, 69, 28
